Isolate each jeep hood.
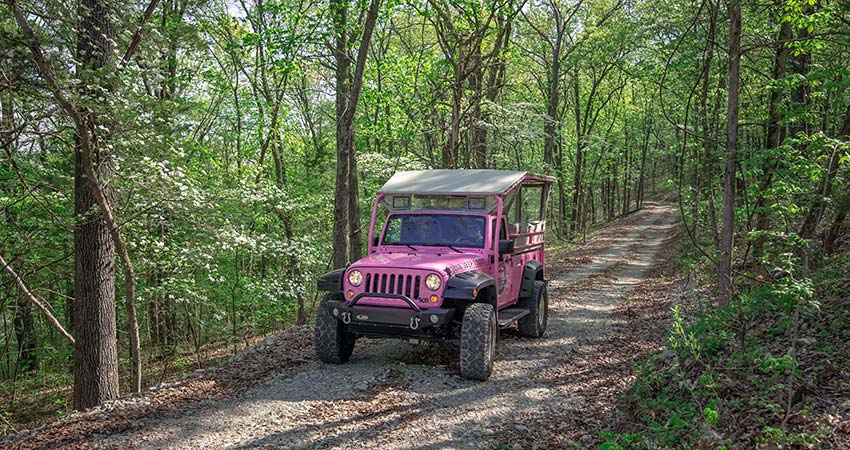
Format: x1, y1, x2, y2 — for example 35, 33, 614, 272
350, 252, 485, 274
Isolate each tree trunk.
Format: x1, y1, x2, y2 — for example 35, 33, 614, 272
543, 35, 562, 175
330, 0, 351, 269
818, 106, 850, 254
799, 104, 850, 241
71, 0, 121, 409
718, 0, 742, 307
73, 135, 120, 409
622, 139, 631, 216
638, 124, 649, 209
823, 190, 849, 255
348, 143, 362, 261
469, 45, 486, 169
331, 0, 379, 268
446, 78, 462, 169
570, 71, 582, 234
752, 21, 792, 274
13, 293, 38, 373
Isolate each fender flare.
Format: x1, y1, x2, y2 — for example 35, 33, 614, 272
443, 270, 496, 301
519, 260, 544, 299
317, 268, 345, 292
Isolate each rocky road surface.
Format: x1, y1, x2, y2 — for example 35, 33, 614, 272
10, 201, 679, 450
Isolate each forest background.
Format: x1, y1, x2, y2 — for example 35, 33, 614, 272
1, 0, 848, 445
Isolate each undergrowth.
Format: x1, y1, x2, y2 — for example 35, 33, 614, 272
606, 238, 850, 449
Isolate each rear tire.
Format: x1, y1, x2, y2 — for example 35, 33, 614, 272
314, 294, 356, 363
518, 280, 548, 338
460, 303, 497, 380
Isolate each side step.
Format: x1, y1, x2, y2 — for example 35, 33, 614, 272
497, 308, 530, 327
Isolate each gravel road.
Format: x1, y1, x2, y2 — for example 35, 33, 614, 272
92, 201, 678, 450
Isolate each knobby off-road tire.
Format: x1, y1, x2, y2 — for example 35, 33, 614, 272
460, 303, 497, 380
314, 295, 356, 364
518, 280, 548, 338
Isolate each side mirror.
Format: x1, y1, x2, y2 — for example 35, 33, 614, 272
372, 236, 380, 247
498, 239, 514, 255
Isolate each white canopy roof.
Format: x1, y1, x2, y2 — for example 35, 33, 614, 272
378, 170, 550, 196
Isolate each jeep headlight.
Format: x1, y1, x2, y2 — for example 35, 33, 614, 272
348, 270, 363, 287
425, 273, 442, 291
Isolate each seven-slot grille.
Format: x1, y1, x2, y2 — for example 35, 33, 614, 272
363, 272, 421, 300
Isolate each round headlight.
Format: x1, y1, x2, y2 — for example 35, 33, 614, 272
348, 270, 363, 286
425, 274, 442, 291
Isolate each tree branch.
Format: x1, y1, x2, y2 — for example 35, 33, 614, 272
0, 253, 75, 346
119, 0, 162, 70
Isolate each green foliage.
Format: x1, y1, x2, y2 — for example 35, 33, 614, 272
1, 0, 848, 437
621, 236, 850, 448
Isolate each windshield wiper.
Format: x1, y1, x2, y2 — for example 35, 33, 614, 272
419, 243, 463, 253
405, 244, 418, 252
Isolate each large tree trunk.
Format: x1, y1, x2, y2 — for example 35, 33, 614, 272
72, 0, 121, 410
718, 0, 741, 307
331, 0, 379, 268
73, 131, 120, 409
330, 0, 352, 269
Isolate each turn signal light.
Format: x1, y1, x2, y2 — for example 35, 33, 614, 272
429, 295, 438, 303
346, 290, 355, 298
472, 288, 478, 297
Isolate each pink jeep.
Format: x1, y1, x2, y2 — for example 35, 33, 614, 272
314, 170, 554, 380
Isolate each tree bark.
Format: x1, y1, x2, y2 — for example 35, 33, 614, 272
570, 69, 582, 234
637, 117, 650, 209
330, 0, 351, 269
718, 0, 742, 307
331, 0, 379, 268
543, 33, 562, 175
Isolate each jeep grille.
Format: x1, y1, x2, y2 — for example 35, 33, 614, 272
364, 272, 421, 300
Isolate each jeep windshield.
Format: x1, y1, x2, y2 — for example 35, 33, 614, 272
382, 214, 486, 248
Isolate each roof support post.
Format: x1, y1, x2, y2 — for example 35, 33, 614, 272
494, 195, 503, 295
367, 193, 384, 254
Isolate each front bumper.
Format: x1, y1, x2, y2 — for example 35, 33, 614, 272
324, 293, 455, 339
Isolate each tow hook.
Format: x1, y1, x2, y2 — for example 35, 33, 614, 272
409, 316, 421, 330
341, 311, 352, 324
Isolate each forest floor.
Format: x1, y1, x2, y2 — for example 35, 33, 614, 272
4, 200, 683, 450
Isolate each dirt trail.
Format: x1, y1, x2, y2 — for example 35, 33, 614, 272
65, 201, 679, 449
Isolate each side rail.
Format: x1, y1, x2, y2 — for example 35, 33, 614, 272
508, 228, 545, 253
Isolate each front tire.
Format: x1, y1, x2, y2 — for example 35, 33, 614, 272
518, 280, 548, 338
460, 303, 497, 380
314, 294, 356, 363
